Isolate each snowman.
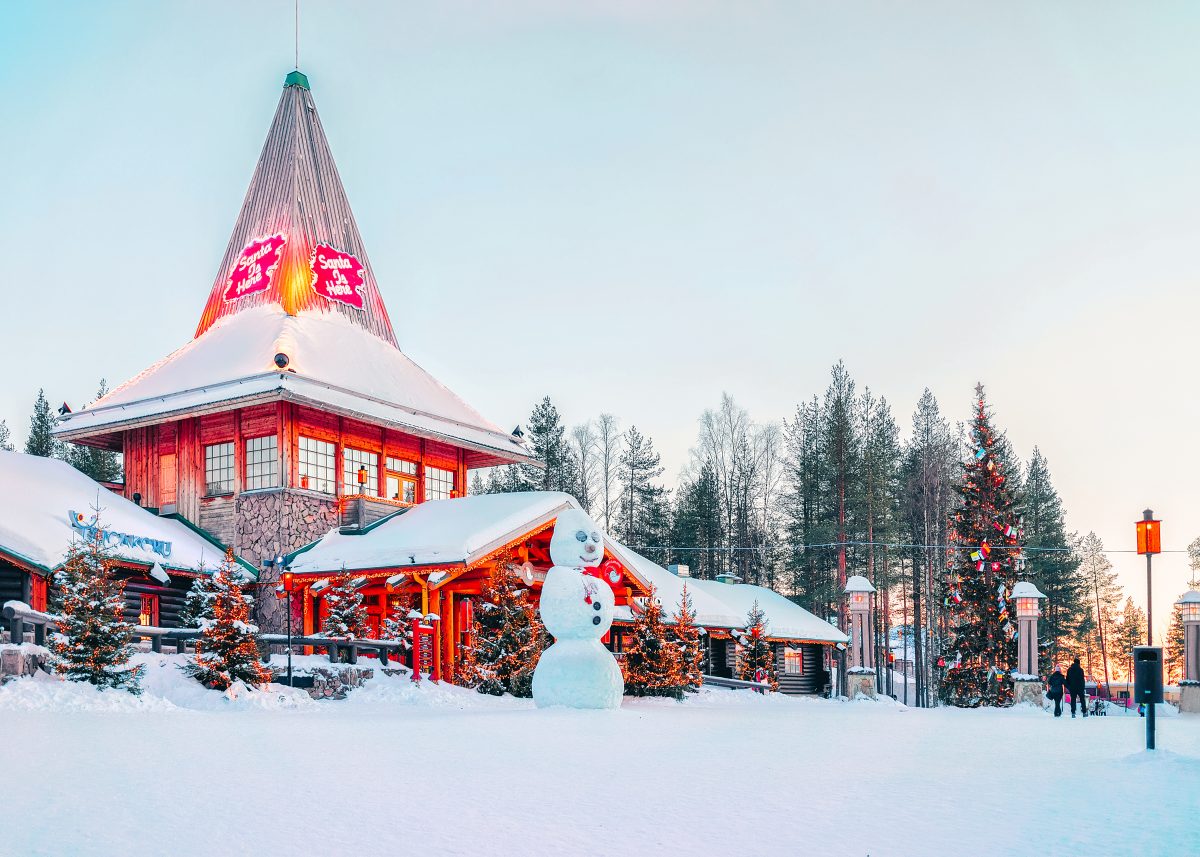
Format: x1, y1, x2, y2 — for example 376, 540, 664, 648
532, 509, 624, 709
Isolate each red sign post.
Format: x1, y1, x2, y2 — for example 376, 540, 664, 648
412, 616, 440, 683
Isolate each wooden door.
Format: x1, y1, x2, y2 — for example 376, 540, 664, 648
160, 454, 177, 507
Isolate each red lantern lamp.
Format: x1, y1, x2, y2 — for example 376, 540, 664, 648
1136, 515, 1161, 555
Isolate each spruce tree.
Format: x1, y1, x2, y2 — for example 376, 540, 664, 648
670, 583, 705, 692
25, 389, 60, 458
66, 381, 123, 482
1079, 532, 1120, 695
941, 385, 1023, 708
1166, 597, 1186, 684
737, 600, 778, 690
185, 549, 272, 690
624, 586, 684, 698
1020, 448, 1084, 666
518, 396, 580, 495
670, 464, 722, 579
1109, 597, 1147, 680
460, 567, 545, 697
48, 517, 143, 693
617, 425, 667, 557
0, 418, 12, 451
178, 565, 218, 628
322, 574, 369, 639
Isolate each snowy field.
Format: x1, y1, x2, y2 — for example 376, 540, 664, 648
1, 655, 1196, 857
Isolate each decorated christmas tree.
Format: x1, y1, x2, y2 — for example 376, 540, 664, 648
322, 573, 369, 639
737, 600, 778, 690
670, 583, 705, 692
178, 564, 217, 628
941, 385, 1024, 707
48, 516, 143, 694
624, 585, 684, 699
382, 594, 418, 666
185, 549, 272, 691
460, 566, 545, 697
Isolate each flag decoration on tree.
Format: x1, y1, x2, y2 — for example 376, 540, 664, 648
941, 385, 1025, 707
185, 549, 272, 691
459, 566, 546, 697
322, 573, 369, 640
624, 585, 685, 699
48, 514, 143, 694
670, 584, 704, 693
737, 600, 778, 691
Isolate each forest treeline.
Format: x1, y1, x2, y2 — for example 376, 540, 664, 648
473, 362, 1199, 701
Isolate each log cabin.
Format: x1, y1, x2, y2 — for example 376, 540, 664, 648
0, 451, 245, 628
54, 70, 535, 633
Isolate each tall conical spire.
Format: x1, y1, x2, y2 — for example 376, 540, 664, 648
194, 73, 397, 346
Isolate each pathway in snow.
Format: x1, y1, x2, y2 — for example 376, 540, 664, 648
2, 657, 1196, 856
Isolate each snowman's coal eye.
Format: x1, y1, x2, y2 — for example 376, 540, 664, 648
591, 531, 600, 542
575, 530, 587, 542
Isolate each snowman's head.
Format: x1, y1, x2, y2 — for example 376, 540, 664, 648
549, 509, 604, 569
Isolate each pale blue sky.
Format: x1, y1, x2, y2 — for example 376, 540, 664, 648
1, 1, 1198, 638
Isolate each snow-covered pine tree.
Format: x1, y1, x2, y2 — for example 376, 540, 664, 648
48, 517, 143, 693
185, 549, 271, 690
460, 567, 545, 697
25, 389, 60, 458
942, 385, 1024, 707
382, 594, 417, 666
519, 395, 580, 494
322, 573, 368, 640
737, 600, 778, 690
670, 583, 704, 692
624, 585, 684, 699
0, 418, 13, 451
178, 564, 218, 628
1167, 596, 1186, 684
617, 425, 668, 563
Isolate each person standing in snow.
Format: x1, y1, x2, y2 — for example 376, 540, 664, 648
1066, 657, 1088, 718
1047, 666, 1066, 717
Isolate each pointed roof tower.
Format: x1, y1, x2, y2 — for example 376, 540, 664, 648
56, 73, 532, 468
195, 71, 397, 345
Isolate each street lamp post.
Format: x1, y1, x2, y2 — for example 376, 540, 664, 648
265, 554, 294, 687
1135, 509, 1161, 646
1135, 510, 1163, 748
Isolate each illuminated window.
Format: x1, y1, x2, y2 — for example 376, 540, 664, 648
204, 442, 235, 495
385, 457, 418, 504
784, 648, 804, 675
343, 448, 379, 497
425, 465, 455, 501
298, 436, 336, 494
244, 435, 278, 490
139, 594, 159, 627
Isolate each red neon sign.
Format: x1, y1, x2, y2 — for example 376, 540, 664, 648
223, 234, 287, 302
310, 244, 366, 309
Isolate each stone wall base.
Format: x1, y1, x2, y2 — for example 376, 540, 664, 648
1013, 678, 1044, 707
847, 670, 877, 700
1180, 683, 1200, 714
0, 644, 51, 685
274, 665, 374, 700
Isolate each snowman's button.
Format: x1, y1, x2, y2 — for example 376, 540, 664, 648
592, 615, 601, 625
592, 601, 602, 611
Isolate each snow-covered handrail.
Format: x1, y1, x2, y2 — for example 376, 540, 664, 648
702, 674, 771, 694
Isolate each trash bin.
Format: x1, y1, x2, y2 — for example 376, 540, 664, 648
1134, 646, 1163, 705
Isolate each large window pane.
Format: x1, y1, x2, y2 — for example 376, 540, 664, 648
343, 447, 379, 497
244, 435, 279, 490
425, 465, 455, 501
204, 442, 235, 495
298, 436, 336, 494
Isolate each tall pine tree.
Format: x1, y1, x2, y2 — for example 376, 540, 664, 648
671, 583, 705, 692
617, 426, 668, 563
737, 600, 778, 691
66, 381, 123, 482
0, 419, 13, 451
25, 389, 60, 458
941, 385, 1023, 708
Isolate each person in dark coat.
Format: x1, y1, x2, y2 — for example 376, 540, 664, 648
1047, 666, 1066, 717
1066, 657, 1088, 718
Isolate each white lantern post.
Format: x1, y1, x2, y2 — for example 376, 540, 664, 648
844, 575, 877, 699
1011, 581, 1046, 706
1176, 591, 1200, 713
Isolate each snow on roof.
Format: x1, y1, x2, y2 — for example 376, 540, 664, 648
289, 492, 579, 574
610, 550, 743, 629
55, 306, 533, 464
1011, 581, 1047, 600
0, 451, 231, 575
688, 578, 849, 644
845, 574, 875, 594
1176, 590, 1200, 605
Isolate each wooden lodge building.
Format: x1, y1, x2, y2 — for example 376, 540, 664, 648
30, 70, 848, 695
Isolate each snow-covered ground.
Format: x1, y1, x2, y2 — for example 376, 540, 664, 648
2, 656, 1196, 857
